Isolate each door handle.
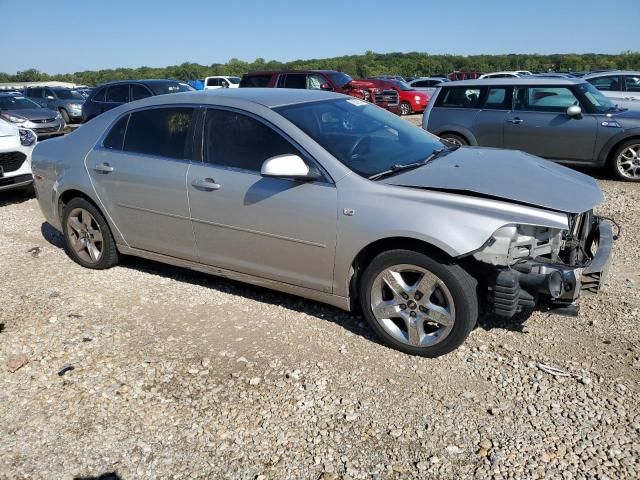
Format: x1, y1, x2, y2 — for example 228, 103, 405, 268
192, 178, 221, 191
94, 163, 114, 173
506, 118, 524, 124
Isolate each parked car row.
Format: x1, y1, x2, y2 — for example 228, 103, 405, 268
0, 94, 66, 138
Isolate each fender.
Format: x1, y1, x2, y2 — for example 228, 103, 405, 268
597, 127, 640, 167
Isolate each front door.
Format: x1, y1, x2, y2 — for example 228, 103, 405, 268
188, 108, 337, 293
503, 85, 597, 162
85, 106, 198, 260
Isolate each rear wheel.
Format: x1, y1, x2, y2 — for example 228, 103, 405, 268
440, 133, 468, 146
359, 249, 478, 357
400, 101, 412, 116
610, 139, 640, 182
62, 197, 119, 269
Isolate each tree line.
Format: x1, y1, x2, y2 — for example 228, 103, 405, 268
2, 51, 639, 86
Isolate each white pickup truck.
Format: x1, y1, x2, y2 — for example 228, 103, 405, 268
203, 76, 241, 89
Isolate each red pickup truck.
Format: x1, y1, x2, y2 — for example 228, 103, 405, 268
240, 70, 401, 114
367, 78, 430, 115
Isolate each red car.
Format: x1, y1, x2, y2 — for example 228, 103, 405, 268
368, 79, 430, 115
240, 70, 401, 114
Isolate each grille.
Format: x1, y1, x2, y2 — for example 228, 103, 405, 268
0, 151, 27, 173
31, 118, 56, 124
374, 90, 399, 106
34, 127, 58, 134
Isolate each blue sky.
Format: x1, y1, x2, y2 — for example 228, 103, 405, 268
2, 0, 638, 74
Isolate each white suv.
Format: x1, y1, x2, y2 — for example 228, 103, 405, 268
203, 76, 241, 89
0, 119, 36, 192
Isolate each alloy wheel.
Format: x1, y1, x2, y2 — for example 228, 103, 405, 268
66, 208, 104, 263
400, 102, 411, 115
616, 144, 640, 180
370, 264, 455, 347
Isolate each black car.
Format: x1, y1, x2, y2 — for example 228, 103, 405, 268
81, 80, 193, 122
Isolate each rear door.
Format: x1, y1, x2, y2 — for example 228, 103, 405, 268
503, 85, 597, 161
472, 86, 512, 147
85, 106, 197, 259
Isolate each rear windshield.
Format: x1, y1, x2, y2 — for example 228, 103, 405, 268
240, 74, 272, 88
146, 81, 193, 95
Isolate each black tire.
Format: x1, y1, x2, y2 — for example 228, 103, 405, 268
61, 197, 119, 269
609, 139, 640, 182
359, 249, 478, 357
59, 108, 71, 124
440, 133, 468, 146
400, 101, 412, 116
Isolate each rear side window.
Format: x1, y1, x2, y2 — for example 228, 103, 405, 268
624, 75, 640, 92
281, 74, 307, 89
206, 78, 220, 87
203, 109, 298, 171
239, 74, 272, 88
436, 87, 482, 108
105, 85, 130, 103
103, 115, 129, 150
483, 87, 512, 109
131, 84, 152, 101
91, 87, 106, 102
123, 107, 194, 159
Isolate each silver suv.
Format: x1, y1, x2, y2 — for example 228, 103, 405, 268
423, 78, 640, 182
31, 89, 613, 357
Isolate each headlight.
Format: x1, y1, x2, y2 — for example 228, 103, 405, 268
70, 103, 82, 110
1, 112, 26, 124
19, 128, 36, 147
414, 95, 421, 101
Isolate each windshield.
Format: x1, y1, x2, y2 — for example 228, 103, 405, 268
393, 80, 413, 91
228, 77, 241, 84
53, 89, 85, 100
327, 72, 352, 88
578, 83, 617, 112
148, 81, 194, 95
0, 96, 40, 110
276, 98, 445, 178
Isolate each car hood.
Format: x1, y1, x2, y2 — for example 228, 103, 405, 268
3, 108, 58, 121
380, 147, 603, 214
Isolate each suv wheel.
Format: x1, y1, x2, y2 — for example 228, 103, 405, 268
611, 140, 640, 182
440, 133, 468, 146
59, 108, 70, 124
359, 249, 478, 357
400, 101, 412, 116
62, 197, 119, 269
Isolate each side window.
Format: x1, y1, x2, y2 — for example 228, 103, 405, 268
105, 84, 130, 103
483, 87, 512, 110
413, 80, 428, 87
436, 87, 482, 108
44, 89, 55, 99
131, 84, 152, 101
587, 76, 621, 91
203, 109, 299, 172
239, 74, 272, 88
623, 76, 640, 92
27, 88, 41, 98
515, 86, 579, 112
92, 87, 106, 102
206, 78, 219, 87
220, 79, 229, 87
123, 107, 194, 159
282, 74, 307, 89
103, 115, 129, 150
307, 74, 327, 90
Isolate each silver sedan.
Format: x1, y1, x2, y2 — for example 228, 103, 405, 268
31, 89, 613, 357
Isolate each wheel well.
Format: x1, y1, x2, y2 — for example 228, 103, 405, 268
57, 190, 99, 220
348, 237, 453, 308
439, 131, 468, 143
607, 136, 640, 163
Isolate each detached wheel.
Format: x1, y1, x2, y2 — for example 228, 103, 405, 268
400, 101, 412, 116
62, 197, 119, 269
440, 133, 468, 146
610, 140, 640, 182
359, 249, 478, 357
59, 108, 71, 124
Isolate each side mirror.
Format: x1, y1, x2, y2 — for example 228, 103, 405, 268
567, 105, 582, 118
320, 82, 333, 91
260, 154, 320, 181
46, 95, 55, 100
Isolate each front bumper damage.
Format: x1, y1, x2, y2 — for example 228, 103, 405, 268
489, 219, 613, 318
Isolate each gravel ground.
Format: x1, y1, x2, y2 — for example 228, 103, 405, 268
1, 128, 639, 478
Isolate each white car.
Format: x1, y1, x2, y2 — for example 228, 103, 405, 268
583, 70, 640, 110
0, 119, 36, 192
478, 71, 531, 79
203, 76, 241, 89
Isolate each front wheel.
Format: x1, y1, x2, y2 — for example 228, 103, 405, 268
440, 133, 468, 146
400, 101, 412, 116
59, 108, 71, 124
359, 249, 478, 357
610, 140, 640, 182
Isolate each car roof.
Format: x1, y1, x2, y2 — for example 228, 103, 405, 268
244, 70, 340, 76
582, 70, 640, 78
442, 78, 586, 87
121, 88, 343, 109
95, 79, 182, 88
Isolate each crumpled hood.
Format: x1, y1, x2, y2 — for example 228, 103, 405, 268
381, 147, 603, 214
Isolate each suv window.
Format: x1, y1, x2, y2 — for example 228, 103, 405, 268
44, 89, 55, 99
239, 74, 272, 88
131, 84, 152, 101
92, 87, 106, 102
281, 74, 307, 89
123, 107, 194, 159
203, 109, 298, 171
103, 115, 129, 150
105, 84, 130, 103
515, 86, 580, 112
27, 88, 42, 98
206, 78, 219, 87
483, 87, 512, 110
436, 87, 482, 108
623, 75, 640, 92
307, 74, 326, 90
587, 75, 621, 91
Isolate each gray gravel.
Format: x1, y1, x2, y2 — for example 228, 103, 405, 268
1, 152, 639, 478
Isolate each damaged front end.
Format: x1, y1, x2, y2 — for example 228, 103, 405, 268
472, 211, 614, 318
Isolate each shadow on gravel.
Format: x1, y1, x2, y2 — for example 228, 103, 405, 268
0, 188, 33, 208
41, 222, 65, 248
477, 311, 533, 334
74, 473, 122, 480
